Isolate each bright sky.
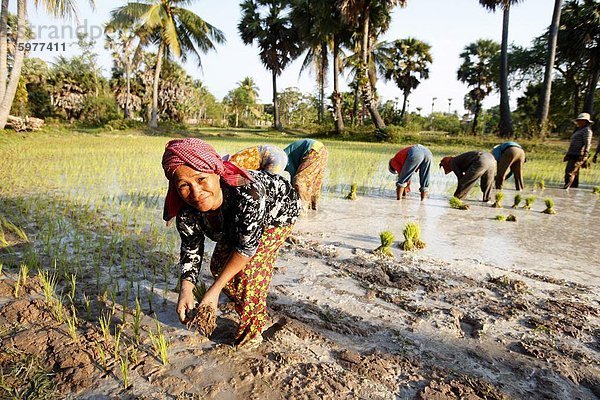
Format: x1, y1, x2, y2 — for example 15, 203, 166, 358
23, 0, 553, 116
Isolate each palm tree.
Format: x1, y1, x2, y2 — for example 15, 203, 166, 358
110, 0, 225, 128
239, 0, 301, 130
457, 39, 501, 134
380, 38, 432, 120
559, 0, 600, 116
538, 0, 563, 138
338, 0, 407, 133
291, 0, 351, 133
0, 0, 98, 128
478, 0, 524, 138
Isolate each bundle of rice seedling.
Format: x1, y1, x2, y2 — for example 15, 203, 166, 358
542, 197, 557, 214
449, 196, 470, 210
345, 183, 358, 200
536, 179, 545, 190
506, 214, 517, 222
399, 221, 426, 251
373, 230, 395, 258
187, 304, 217, 337
523, 196, 535, 210
593, 186, 600, 194
512, 194, 522, 208
494, 215, 506, 221
491, 192, 504, 208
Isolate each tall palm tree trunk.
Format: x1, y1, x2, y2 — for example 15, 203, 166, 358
332, 35, 344, 134
272, 71, 281, 130
360, 10, 385, 131
538, 0, 562, 138
583, 55, 599, 115
400, 91, 409, 120
0, 0, 8, 103
0, 0, 26, 129
319, 42, 327, 124
472, 101, 482, 135
498, 6, 514, 138
352, 84, 359, 126
125, 62, 132, 119
150, 40, 165, 129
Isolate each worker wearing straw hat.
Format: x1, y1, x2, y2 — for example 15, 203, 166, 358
563, 112, 593, 189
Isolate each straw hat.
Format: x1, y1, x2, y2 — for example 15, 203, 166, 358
574, 112, 593, 123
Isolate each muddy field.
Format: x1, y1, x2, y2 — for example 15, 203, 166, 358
1, 187, 599, 399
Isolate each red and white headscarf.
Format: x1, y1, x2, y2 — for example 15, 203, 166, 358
162, 138, 253, 221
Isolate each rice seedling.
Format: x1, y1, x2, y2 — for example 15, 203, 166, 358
512, 194, 522, 208
536, 179, 545, 190
149, 316, 170, 365
491, 192, 504, 208
99, 313, 111, 343
399, 222, 426, 251
50, 296, 65, 324
38, 270, 58, 303
119, 356, 130, 389
69, 274, 76, 302
113, 325, 123, 360
95, 343, 108, 372
18, 264, 28, 286
593, 186, 600, 194
373, 230, 395, 258
82, 293, 91, 320
65, 306, 78, 342
449, 196, 470, 210
494, 215, 507, 221
187, 304, 217, 337
13, 272, 21, 297
542, 198, 557, 214
0, 264, 3, 276
345, 183, 358, 200
523, 196, 535, 210
133, 297, 142, 343
506, 214, 517, 222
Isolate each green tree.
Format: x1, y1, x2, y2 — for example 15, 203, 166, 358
110, 0, 225, 128
338, 0, 407, 133
0, 0, 96, 129
457, 39, 500, 134
538, 0, 563, 137
559, 0, 600, 116
239, 0, 302, 130
380, 38, 432, 120
478, 0, 524, 137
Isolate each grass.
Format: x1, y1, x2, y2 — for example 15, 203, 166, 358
149, 316, 170, 366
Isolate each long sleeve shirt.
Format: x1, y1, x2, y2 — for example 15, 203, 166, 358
176, 170, 301, 284
450, 151, 483, 178
566, 126, 593, 157
284, 139, 323, 177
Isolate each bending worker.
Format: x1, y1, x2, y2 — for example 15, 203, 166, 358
440, 151, 496, 202
162, 138, 301, 348
284, 139, 328, 211
227, 144, 288, 175
492, 141, 525, 191
388, 144, 432, 201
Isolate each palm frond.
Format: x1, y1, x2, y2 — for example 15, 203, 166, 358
109, 3, 152, 29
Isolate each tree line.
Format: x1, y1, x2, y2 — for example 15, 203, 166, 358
0, 0, 598, 140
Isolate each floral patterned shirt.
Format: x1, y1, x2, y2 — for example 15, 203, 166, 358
176, 170, 301, 283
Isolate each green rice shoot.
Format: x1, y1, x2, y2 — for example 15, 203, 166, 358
523, 196, 535, 210
345, 183, 358, 200
373, 230, 395, 258
449, 196, 470, 210
491, 192, 504, 208
512, 194, 522, 208
399, 221, 426, 251
542, 197, 557, 214
494, 215, 507, 221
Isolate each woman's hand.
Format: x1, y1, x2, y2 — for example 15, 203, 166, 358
199, 286, 221, 312
177, 280, 197, 324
